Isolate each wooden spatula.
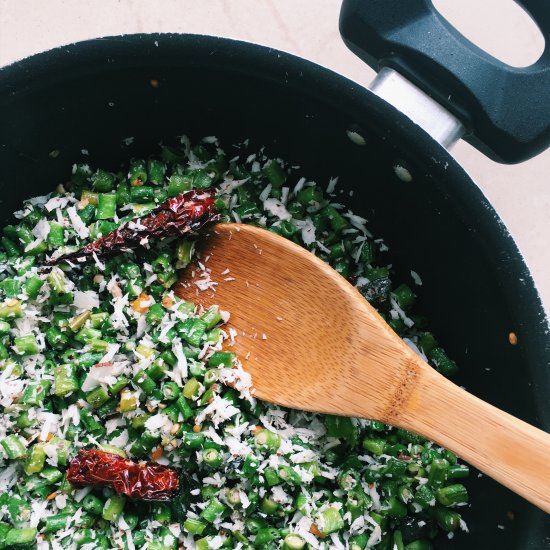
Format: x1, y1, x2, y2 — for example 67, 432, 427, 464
175, 223, 550, 513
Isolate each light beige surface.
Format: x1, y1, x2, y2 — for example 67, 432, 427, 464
1, 0, 548, 311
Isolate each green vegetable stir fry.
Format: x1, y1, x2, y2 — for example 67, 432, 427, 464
0, 136, 468, 549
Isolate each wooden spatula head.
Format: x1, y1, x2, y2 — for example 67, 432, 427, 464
175, 223, 423, 425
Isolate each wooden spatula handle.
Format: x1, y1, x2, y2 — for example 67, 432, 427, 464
398, 364, 550, 513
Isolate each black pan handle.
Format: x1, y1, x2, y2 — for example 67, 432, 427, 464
339, 0, 550, 163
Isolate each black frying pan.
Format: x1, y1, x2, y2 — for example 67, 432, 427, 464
0, 1, 549, 548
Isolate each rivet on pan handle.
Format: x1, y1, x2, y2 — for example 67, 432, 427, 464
339, 0, 550, 164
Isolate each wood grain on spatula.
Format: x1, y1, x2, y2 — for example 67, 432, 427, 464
175, 223, 550, 514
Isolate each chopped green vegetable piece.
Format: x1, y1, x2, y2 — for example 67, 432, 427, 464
318, 506, 345, 534
5, 527, 37, 546
53, 364, 79, 396
1, 435, 27, 460
102, 494, 126, 522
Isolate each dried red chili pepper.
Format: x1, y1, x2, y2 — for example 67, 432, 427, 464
67, 448, 181, 501
48, 188, 219, 265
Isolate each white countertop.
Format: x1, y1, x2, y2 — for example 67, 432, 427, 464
1, 0, 549, 311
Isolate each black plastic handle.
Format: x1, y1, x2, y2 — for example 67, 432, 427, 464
339, 0, 550, 163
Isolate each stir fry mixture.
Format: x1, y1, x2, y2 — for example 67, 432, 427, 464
0, 137, 469, 550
